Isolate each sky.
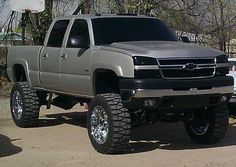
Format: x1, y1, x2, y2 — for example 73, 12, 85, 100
0, 1, 11, 25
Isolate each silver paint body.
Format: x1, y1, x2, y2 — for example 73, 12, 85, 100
7, 15, 232, 99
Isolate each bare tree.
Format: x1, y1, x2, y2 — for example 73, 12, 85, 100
0, 0, 235, 49
55, 0, 80, 16
0, 0, 7, 14
203, 0, 236, 51
29, 0, 53, 45
72, 0, 91, 15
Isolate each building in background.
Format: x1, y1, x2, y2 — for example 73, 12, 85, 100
227, 39, 236, 58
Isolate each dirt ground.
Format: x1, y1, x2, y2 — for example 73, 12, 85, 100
1, 98, 236, 167
0, 77, 11, 97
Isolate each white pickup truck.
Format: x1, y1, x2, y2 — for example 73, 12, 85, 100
7, 14, 233, 154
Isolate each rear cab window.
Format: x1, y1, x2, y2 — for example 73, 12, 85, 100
47, 20, 70, 47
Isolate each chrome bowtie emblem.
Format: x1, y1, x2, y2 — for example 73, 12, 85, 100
183, 63, 197, 71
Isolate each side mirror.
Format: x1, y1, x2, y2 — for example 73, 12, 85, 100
68, 36, 89, 48
180, 36, 191, 43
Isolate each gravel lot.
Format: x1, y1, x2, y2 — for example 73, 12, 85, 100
1, 98, 236, 167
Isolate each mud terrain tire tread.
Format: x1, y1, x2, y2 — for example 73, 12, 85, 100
87, 93, 131, 154
185, 105, 229, 144
10, 82, 40, 128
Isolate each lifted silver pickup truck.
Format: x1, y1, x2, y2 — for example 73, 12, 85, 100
7, 14, 233, 154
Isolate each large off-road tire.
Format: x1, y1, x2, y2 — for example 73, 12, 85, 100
185, 105, 229, 144
10, 82, 40, 128
228, 102, 236, 116
87, 93, 131, 154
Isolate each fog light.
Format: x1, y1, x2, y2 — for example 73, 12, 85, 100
144, 99, 156, 107
220, 96, 228, 102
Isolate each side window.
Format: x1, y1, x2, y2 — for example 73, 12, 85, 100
67, 19, 90, 48
47, 20, 70, 47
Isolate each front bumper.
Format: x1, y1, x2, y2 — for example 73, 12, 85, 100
131, 86, 233, 98
120, 76, 233, 109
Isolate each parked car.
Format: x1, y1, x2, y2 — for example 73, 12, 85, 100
228, 58, 236, 114
228, 58, 236, 95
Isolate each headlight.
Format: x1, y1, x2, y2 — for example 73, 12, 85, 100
215, 67, 229, 76
133, 56, 160, 78
215, 54, 229, 76
216, 54, 228, 63
133, 56, 157, 65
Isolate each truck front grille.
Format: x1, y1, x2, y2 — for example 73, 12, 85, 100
158, 58, 216, 79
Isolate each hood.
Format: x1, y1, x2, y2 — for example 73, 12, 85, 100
101, 41, 225, 59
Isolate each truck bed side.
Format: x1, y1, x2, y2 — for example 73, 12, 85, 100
7, 46, 43, 87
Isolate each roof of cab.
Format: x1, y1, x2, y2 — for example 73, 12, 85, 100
55, 14, 156, 20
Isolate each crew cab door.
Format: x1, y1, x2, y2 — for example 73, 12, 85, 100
60, 19, 91, 95
40, 20, 70, 90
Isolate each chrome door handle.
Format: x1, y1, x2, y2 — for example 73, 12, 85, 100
42, 54, 48, 60
61, 54, 67, 60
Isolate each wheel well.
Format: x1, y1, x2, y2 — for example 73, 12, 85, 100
13, 64, 27, 82
94, 69, 119, 95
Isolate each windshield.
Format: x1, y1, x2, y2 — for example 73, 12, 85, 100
92, 17, 178, 45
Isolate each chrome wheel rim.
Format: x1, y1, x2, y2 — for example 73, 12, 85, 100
91, 106, 109, 144
190, 123, 209, 135
12, 91, 23, 120
189, 111, 210, 136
